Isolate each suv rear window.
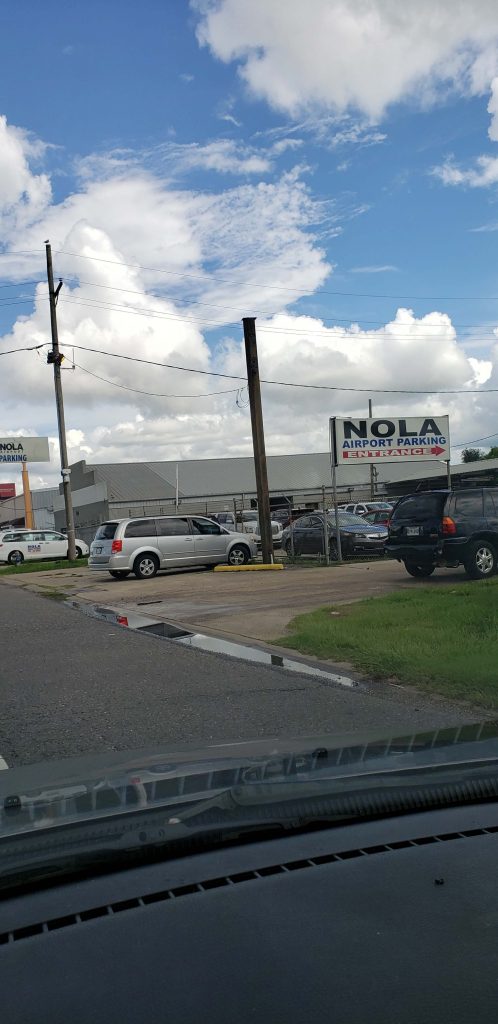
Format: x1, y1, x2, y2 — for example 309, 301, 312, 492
392, 494, 446, 520
453, 492, 484, 517
94, 522, 119, 540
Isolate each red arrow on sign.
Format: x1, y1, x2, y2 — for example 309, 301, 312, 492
343, 445, 447, 459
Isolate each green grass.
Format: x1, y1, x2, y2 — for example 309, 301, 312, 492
0, 558, 87, 575
278, 577, 498, 707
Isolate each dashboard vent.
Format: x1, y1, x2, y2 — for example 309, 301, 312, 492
1, 823, 496, 948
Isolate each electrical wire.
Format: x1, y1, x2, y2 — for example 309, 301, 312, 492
58, 295, 498, 344
452, 432, 498, 448
60, 276, 498, 331
0, 343, 46, 356
53, 248, 498, 302
58, 280, 498, 332
72, 360, 241, 399
60, 341, 498, 394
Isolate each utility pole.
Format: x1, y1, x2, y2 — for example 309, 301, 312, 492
242, 318, 273, 564
369, 398, 375, 500
45, 241, 76, 561
21, 463, 34, 528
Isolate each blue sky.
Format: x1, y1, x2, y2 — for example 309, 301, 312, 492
2, 0, 498, 485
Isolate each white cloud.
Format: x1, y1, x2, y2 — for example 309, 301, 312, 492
351, 265, 398, 274
0, 115, 52, 237
1, 113, 497, 486
158, 138, 272, 175
179, 72, 194, 83
219, 113, 241, 127
488, 76, 498, 139
194, 0, 498, 125
433, 154, 498, 187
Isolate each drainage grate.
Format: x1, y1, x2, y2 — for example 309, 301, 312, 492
0, 824, 494, 948
137, 622, 193, 639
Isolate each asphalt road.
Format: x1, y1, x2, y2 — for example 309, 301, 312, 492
0, 585, 481, 768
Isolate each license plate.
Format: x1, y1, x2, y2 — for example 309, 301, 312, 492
94, 546, 102, 554
406, 526, 420, 536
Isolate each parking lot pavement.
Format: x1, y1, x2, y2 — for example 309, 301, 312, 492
0, 585, 483, 768
2, 558, 469, 643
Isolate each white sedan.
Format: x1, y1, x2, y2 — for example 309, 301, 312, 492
0, 529, 89, 564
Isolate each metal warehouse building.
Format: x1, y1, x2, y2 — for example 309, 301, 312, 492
53, 453, 498, 542
2, 453, 497, 541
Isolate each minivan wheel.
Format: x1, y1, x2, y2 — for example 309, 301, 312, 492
228, 544, 250, 566
464, 539, 496, 580
109, 570, 131, 579
403, 561, 435, 578
7, 550, 24, 565
133, 553, 159, 580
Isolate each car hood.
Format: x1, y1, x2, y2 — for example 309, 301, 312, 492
337, 523, 387, 535
1, 724, 496, 840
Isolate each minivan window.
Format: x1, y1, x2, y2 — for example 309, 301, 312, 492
454, 492, 483, 517
190, 518, 220, 535
156, 518, 190, 536
124, 519, 158, 538
392, 494, 446, 520
95, 522, 119, 540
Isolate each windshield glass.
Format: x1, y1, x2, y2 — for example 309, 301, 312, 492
0, 1, 495, 905
392, 494, 447, 520
94, 522, 119, 540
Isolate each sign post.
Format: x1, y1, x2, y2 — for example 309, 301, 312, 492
329, 419, 343, 563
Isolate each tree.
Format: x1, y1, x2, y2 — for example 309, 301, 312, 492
461, 448, 483, 463
483, 446, 498, 460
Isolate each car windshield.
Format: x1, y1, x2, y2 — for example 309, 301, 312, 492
328, 511, 373, 527
0, 3, 496, 953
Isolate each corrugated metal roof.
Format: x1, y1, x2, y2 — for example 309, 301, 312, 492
79, 454, 498, 501
92, 463, 178, 501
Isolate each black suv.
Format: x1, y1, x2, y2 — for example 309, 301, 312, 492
386, 488, 498, 580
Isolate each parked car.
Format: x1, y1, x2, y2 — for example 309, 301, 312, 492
236, 509, 283, 546
386, 487, 498, 579
337, 501, 393, 517
89, 515, 257, 579
0, 529, 89, 564
210, 511, 237, 530
253, 520, 284, 548
281, 511, 388, 559
363, 509, 392, 526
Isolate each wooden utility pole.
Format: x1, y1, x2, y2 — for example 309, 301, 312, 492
369, 398, 375, 500
242, 318, 273, 564
21, 463, 34, 528
45, 241, 76, 561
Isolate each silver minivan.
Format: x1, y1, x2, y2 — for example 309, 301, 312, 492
88, 515, 257, 579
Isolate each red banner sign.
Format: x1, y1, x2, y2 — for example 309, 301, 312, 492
0, 483, 16, 499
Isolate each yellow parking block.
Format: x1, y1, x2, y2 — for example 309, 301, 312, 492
215, 563, 284, 572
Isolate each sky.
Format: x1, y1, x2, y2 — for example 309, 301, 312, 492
2, 0, 498, 489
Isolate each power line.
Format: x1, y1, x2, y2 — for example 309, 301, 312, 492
59, 277, 498, 331
53, 248, 498, 302
72, 360, 241, 399
0, 343, 46, 356
60, 341, 498, 394
58, 295, 498, 344
452, 431, 498, 448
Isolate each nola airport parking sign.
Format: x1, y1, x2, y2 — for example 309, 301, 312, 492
331, 415, 450, 465
0, 437, 50, 464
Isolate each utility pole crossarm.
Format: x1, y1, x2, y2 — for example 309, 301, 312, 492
45, 241, 76, 561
